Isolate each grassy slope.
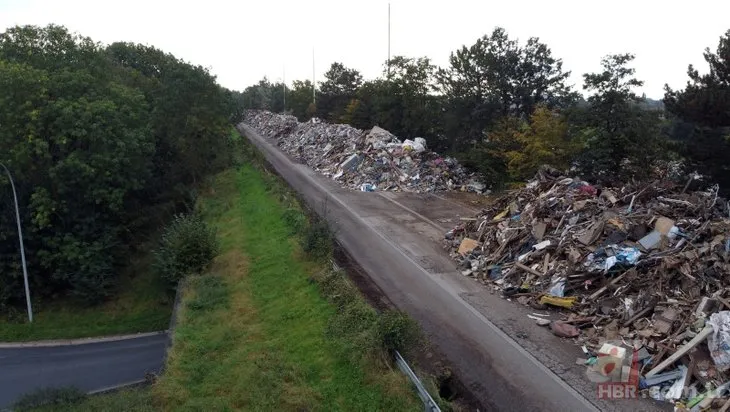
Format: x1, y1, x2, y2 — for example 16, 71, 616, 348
154, 165, 420, 411
0, 249, 171, 341
21, 388, 155, 412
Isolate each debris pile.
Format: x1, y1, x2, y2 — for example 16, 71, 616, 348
244, 110, 484, 193
446, 167, 730, 408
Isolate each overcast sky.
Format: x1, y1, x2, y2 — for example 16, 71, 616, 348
1, 0, 728, 98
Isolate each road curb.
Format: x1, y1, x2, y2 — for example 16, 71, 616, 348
87, 378, 149, 395
0, 330, 168, 348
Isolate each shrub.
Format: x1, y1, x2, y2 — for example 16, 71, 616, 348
153, 213, 219, 287
301, 220, 333, 260
282, 208, 306, 235
377, 310, 422, 353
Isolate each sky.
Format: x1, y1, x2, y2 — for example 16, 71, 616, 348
1, 0, 729, 98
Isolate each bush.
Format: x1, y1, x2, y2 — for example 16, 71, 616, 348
377, 311, 422, 353
13, 387, 86, 411
153, 213, 219, 287
282, 208, 306, 235
301, 220, 333, 260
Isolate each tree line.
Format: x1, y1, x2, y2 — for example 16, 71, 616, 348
240, 27, 730, 191
0, 25, 241, 311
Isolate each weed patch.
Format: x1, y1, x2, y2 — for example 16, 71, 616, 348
184, 275, 228, 313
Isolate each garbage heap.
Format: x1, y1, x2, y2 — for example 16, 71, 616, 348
446, 167, 730, 408
244, 110, 484, 193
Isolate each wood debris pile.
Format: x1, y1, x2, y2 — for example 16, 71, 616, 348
446, 166, 730, 408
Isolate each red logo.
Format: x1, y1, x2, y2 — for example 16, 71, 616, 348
586, 343, 640, 399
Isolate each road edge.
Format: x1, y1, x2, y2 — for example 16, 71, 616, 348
0, 330, 168, 348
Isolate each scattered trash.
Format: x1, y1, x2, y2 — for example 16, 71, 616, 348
550, 321, 580, 338
708, 311, 730, 372
457, 238, 479, 256
443, 166, 730, 409
360, 183, 377, 192
527, 315, 551, 326
640, 367, 685, 389
539, 295, 576, 309
244, 110, 484, 193
548, 275, 566, 297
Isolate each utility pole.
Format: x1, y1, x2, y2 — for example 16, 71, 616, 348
283, 65, 286, 110
1, 163, 32, 323
312, 48, 316, 105
387, 2, 391, 78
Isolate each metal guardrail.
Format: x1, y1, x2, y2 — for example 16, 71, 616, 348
394, 350, 441, 412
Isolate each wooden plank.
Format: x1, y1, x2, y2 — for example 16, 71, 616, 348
588, 270, 631, 300
645, 326, 713, 377
515, 262, 543, 277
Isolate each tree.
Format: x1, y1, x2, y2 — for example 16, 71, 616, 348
664, 30, 730, 189
1, 32, 154, 303
338, 57, 442, 148
0, 25, 237, 309
317, 62, 363, 121
289, 79, 315, 120
378, 57, 440, 140
664, 30, 730, 128
503, 106, 578, 180
240, 78, 273, 111
437, 27, 575, 151
577, 54, 667, 183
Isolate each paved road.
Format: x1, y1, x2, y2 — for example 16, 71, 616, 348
242, 125, 670, 412
0, 333, 166, 409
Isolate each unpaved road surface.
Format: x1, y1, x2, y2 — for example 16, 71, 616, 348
242, 124, 670, 412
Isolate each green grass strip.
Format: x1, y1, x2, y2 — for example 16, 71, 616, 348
155, 165, 420, 411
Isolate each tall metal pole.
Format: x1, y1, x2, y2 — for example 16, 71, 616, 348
312, 48, 316, 105
387, 2, 391, 78
283, 65, 286, 111
1, 163, 32, 323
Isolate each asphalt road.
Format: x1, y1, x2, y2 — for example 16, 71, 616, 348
0, 333, 166, 409
242, 124, 670, 412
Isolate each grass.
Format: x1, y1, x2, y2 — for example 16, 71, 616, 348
0, 248, 172, 341
154, 164, 422, 411
17, 387, 155, 412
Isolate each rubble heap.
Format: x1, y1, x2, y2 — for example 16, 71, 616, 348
244, 110, 484, 193
446, 167, 730, 407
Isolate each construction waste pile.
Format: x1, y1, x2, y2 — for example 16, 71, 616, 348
244, 110, 485, 194
446, 167, 730, 410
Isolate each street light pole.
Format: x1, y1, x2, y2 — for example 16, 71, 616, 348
1, 163, 33, 323
387, 2, 391, 78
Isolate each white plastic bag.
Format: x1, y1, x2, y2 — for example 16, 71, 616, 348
708, 311, 730, 371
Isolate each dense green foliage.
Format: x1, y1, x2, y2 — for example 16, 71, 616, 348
300, 219, 333, 260
242, 26, 730, 191
0, 25, 238, 311
153, 213, 219, 287
576, 53, 670, 184
665, 30, 730, 189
